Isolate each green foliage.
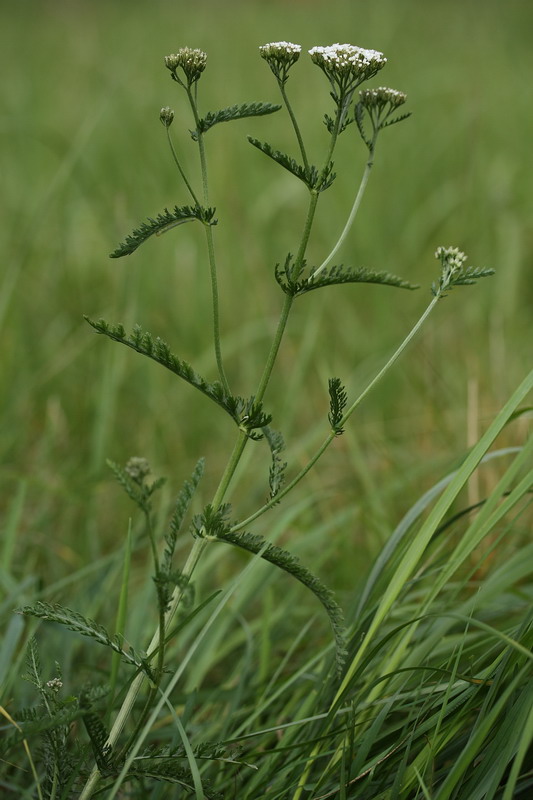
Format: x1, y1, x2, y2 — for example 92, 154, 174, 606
109, 205, 216, 258
85, 318, 272, 434
107, 458, 166, 514
262, 425, 287, 502
192, 504, 347, 673
275, 258, 418, 296
247, 136, 336, 191
328, 377, 348, 435
17, 601, 155, 680
433, 264, 497, 297
4, 13, 530, 800
191, 101, 282, 139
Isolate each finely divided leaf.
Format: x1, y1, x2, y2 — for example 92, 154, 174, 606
84, 319, 272, 435
216, 530, 347, 674
18, 601, 154, 680
262, 426, 287, 502
192, 102, 281, 139
110, 205, 216, 258
295, 264, 419, 296
328, 378, 348, 435
193, 506, 346, 673
247, 137, 335, 192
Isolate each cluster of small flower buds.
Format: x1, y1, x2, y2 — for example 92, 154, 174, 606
46, 677, 63, 693
159, 106, 174, 128
435, 246, 468, 273
164, 48, 207, 86
433, 246, 469, 295
358, 87, 407, 111
125, 456, 151, 483
259, 41, 301, 83
308, 43, 387, 97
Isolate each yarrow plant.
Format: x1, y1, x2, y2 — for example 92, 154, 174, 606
11, 39, 532, 800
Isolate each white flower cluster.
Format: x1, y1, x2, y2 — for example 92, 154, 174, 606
46, 678, 63, 693
309, 43, 386, 73
260, 41, 302, 56
259, 41, 301, 79
435, 246, 468, 271
165, 48, 208, 84
359, 87, 407, 109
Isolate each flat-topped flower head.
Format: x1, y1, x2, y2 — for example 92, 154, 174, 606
359, 87, 407, 111
165, 47, 208, 86
309, 43, 387, 99
259, 41, 301, 83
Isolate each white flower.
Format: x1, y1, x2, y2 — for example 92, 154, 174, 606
308, 43, 387, 99
259, 42, 301, 82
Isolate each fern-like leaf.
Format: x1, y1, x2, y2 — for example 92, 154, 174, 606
193, 507, 346, 673
191, 101, 281, 139
294, 264, 419, 295
263, 426, 287, 501
18, 602, 154, 680
22, 636, 43, 691
84, 319, 272, 435
161, 458, 205, 577
274, 253, 306, 296
80, 693, 113, 772
218, 530, 346, 673
328, 378, 348, 435
432, 265, 496, 297
110, 205, 216, 258
247, 137, 335, 192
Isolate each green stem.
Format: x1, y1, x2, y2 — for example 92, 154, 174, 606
187, 87, 231, 395
279, 81, 309, 171
165, 127, 200, 206
232, 294, 441, 533
311, 135, 377, 280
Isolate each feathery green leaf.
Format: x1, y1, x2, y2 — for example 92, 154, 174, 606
263, 426, 287, 502
110, 204, 216, 258
84, 319, 272, 435
247, 137, 335, 191
17, 602, 154, 680
296, 264, 419, 295
191, 101, 281, 139
328, 378, 348, 435
192, 506, 346, 673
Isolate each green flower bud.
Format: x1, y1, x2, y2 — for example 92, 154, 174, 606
164, 47, 207, 86
159, 106, 175, 127
125, 456, 151, 484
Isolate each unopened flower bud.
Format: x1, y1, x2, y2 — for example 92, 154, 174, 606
359, 87, 407, 110
46, 678, 63, 693
125, 456, 151, 483
159, 106, 174, 127
164, 47, 207, 86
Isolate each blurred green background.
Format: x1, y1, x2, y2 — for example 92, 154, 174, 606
1, 0, 532, 588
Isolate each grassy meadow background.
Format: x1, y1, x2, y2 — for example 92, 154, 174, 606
1, 0, 532, 778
